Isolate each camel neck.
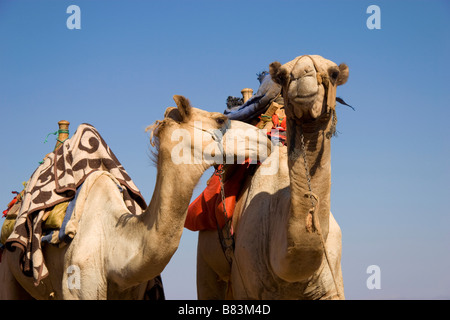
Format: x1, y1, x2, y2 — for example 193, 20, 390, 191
286, 113, 332, 238
143, 152, 206, 231
126, 148, 207, 285
267, 111, 334, 282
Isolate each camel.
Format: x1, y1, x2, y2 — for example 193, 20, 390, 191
196, 55, 350, 299
0, 95, 270, 299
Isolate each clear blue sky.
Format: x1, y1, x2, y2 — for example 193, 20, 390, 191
1, 0, 449, 299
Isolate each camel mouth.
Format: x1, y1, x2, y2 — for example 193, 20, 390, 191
291, 93, 318, 108
297, 92, 317, 99
288, 77, 319, 107
288, 98, 325, 121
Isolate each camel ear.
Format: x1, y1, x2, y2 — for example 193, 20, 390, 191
173, 95, 192, 120
269, 61, 289, 87
336, 63, 349, 86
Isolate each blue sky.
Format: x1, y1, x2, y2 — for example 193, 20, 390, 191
1, 0, 449, 299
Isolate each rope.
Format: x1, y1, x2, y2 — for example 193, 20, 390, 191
39, 129, 70, 164
215, 167, 249, 298
43, 129, 69, 144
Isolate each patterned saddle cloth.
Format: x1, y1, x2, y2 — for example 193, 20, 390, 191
2, 123, 147, 286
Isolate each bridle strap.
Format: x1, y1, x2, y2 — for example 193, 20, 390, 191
189, 119, 230, 164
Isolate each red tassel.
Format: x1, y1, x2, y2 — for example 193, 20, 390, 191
2, 191, 19, 217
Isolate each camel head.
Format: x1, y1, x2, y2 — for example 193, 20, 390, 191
147, 95, 270, 167
269, 55, 349, 121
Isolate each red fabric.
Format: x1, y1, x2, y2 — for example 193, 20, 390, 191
280, 116, 286, 129
185, 160, 252, 231
267, 114, 287, 145
271, 114, 286, 131
2, 191, 19, 217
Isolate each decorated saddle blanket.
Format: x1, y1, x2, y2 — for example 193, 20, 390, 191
4, 123, 147, 286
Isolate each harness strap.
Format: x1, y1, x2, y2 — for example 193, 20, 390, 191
214, 167, 250, 298
214, 167, 235, 265
188, 119, 230, 164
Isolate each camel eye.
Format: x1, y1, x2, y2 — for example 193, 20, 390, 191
331, 71, 339, 80
329, 67, 340, 81
216, 118, 225, 125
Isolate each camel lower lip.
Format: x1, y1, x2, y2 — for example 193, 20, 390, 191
297, 92, 317, 99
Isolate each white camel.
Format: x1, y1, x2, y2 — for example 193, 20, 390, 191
0, 95, 270, 299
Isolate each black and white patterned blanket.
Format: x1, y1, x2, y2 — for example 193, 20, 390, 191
5, 123, 146, 286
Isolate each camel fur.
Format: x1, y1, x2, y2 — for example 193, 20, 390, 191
196, 55, 349, 300
0, 95, 270, 299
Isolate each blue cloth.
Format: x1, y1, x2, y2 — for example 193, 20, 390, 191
40, 231, 53, 244
41, 183, 82, 245
58, 183, 82, 243
224, 72, 281, 122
